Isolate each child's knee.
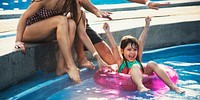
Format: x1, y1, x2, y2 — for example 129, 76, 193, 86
132, 64, 141, 69
129, 65, 142, 74
147, 61, 158, 69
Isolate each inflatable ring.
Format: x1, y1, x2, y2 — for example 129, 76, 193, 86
94, 64, 178, 91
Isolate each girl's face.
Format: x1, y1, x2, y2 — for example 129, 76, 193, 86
122, 43, 138, 62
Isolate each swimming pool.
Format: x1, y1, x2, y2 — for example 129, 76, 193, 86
1, 0, 129, 10
6, 43, 200, 100
0, 0, 163, 10
91, 0, 164, 5
91, 0, 129, 5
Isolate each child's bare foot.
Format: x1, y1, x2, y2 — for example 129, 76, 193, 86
171, 86, 185, 94
78, 58, 95, 70
56, 67, 68, 76
68, 67, 81, 83
138, 86, 150, 92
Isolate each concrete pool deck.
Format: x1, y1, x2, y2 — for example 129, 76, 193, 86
0, 0, 200, 98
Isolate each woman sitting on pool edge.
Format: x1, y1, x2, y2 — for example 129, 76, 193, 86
15, 0, 108, 83
102, 16, 185, 93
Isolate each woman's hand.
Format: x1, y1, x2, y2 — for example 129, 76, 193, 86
147, 2, 170, 10
110, 64, 118, 72
15, 41, 26, 53
96, 11, 112, 20
97, 57, 108, 71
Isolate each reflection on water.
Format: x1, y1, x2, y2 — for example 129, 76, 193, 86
48, 78, 164, 100
165, 61, 200, 66
48, 43, 200, 100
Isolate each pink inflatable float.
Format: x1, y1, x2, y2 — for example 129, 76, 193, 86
94, 64, 178, 91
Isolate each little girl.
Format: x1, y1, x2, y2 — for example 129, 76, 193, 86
102, 16, 185, 93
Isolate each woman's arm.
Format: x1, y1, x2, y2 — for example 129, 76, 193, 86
78, 0, 112, 20
103, 22, 122, 67
128, 0, 170, 10
78, 0, 98, 16
15, 0, 45, 51
138, 16, 151, 61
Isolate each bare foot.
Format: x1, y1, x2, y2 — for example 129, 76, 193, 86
68, 67, 81, 83
78, 58, 95, 69
138, 86, 150, 92
56, 67, 68, 76
171, 86, 185, 94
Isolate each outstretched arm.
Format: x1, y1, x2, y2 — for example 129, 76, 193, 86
138, 16, 151, 61
78, 0, 112, 20
128, 0, 170, 10
103, 22, 122, 68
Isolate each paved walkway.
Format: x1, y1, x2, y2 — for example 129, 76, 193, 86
0, 0, 200, 59
0, 0, 200, 34
1, 0, 199, 55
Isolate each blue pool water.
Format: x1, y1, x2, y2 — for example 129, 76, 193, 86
46, 43, 200, 100
0, 0, 163, 10
1, 0, 129, 10
7, 43, 199, 100
91, 0, 129, 5
91, 0, 164, 5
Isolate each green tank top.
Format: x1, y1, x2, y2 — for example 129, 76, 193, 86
118, 60, 143, 73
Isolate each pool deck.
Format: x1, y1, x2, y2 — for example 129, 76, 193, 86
0, 0, 200, 99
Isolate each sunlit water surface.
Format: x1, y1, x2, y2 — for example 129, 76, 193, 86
47, 43, 200, 100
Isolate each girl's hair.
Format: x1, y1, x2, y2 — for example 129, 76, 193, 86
120, 35, 144, 72
120, 35, 139, 50
120, 35, 140, 61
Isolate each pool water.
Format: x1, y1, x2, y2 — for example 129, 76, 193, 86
0, 0, 163, 10
46, 43, 200, 100
91, 0, 129, 5
1, 0, 129, 10
91, 0, 164, 5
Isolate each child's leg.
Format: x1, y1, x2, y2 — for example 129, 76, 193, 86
144, 61, 185, 93
75, 35, 95, 69
129, 65, 150, 92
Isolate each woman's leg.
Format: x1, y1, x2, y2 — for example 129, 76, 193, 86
23, 16, 81, 83
56, 49, 67, 75
54, 17, 81, 83
75, 3, 108, 70
129, 65, 150, 92
86, 22, 116, 65
75, 35, 95, 69
75, 20, 115, 69
144, 61, 185, 93
56, 19, 78, 75
94, 41, 115, 65
74, 8, 97, 69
